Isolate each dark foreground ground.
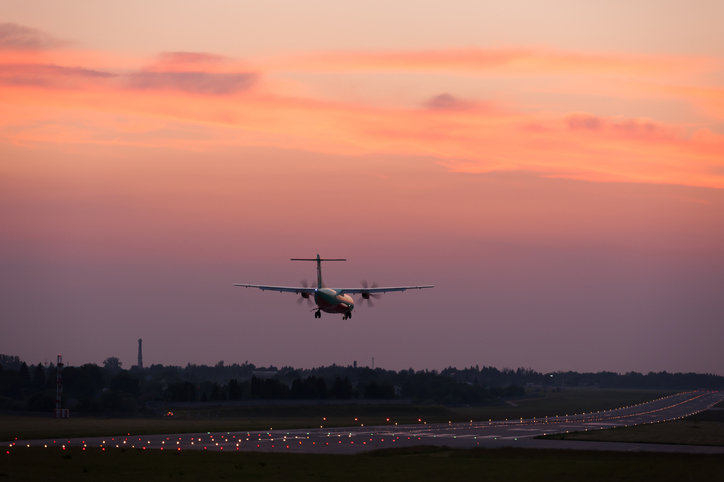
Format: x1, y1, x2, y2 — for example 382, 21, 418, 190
2, 445, 723, 482
3, 391, 722, 480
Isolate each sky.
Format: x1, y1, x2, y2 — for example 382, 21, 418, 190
1, 1, 723, 375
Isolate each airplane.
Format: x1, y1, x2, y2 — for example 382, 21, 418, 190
234, 254, 433, 320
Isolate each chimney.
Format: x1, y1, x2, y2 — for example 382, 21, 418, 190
137, 338, 143, 369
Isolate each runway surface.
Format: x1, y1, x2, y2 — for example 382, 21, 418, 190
9, 390, 724, 454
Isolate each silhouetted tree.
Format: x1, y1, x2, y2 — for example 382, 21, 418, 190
362, 381, 395, 399
167, 381, 197, 402
110, 371, 139, 396
103, 357, 122, 371
228, 379, 242, 400
63, 364, 105, 400
331, 376, 354, 399
290, 376, 327, 399
31, 363, 46, 391
251, 376, 289, 399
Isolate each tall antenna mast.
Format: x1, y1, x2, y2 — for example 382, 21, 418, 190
55, 354, 68, 418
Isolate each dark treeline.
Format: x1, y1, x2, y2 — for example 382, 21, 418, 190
1, 354, 722, 415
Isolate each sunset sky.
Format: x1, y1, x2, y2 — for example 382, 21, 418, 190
2, 1, 723, 374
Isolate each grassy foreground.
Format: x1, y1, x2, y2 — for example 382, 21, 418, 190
543, 406, 724, 446
544, 421, 724, 446
1, 389, 669, 442
1, 446, 722, 482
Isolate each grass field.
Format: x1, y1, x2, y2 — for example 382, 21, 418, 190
543, 401, 724, 446
544, 421, 724, 446
1, 446, 721, 482
1, 389, 670, 442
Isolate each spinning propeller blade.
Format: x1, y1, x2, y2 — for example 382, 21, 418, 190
358, 280, 382, 306
296, 280, 314, 306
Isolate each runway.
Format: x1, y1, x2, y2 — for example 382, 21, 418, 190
9, 390, 724, 454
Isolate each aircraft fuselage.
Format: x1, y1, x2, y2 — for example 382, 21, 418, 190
315, 288, 354, 314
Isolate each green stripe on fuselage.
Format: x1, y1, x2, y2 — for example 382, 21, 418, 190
315, 288, 354, 313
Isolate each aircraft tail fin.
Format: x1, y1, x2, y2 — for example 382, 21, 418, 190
291, 254, 346, 288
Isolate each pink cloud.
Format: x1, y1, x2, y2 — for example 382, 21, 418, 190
0, 23, 66, 50
0, 49, 257, 95
567, 114, 602, 131
0, 63, 115, 88
0, 29, 722, 189
566, 114, 676, 141
126, 71, 257, 95
154, 51, 228, 67
423, 93, 476, 111
142, 51, 254, 74
290, 48, 705, 76
660, 83, 724, 120
127, 52, 258, 95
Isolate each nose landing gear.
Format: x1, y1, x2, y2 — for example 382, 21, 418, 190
342, 311, 352, 320
314, 310, 321, 319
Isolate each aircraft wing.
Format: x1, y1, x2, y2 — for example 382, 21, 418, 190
338, 285, 434, 294
233, 284, 315, 294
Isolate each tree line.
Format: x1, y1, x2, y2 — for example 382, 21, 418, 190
1, 354, 722, 415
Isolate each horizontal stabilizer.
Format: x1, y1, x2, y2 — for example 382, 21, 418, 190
291, 258, 346, 261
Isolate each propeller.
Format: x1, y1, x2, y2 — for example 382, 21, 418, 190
358, 280, 381, 307
297, 280, 315, 306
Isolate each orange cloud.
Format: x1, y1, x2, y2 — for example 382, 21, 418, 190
423, 93, 483, 112
0, 50, 257, 95
126, 70, 257, 95
149, 52, 230, 70
1, 26, 723, 189
0, 22, 66, 50
284, 48, 708, 77
661, 83, 724, 120
0, 63, 115, 89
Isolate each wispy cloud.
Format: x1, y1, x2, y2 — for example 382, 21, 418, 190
289, 48, 707, 77
0, 63, 115, 88
0, 47, 258, 95
0, 23, 66, 50
566, 114, 675, 140
126, 71, 256, 95
423, 93, 476, 111
154, 51, 228, 67
127, 52, 258, 94
1, 28, 722, 188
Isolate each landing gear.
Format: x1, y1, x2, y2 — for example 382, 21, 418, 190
342, 311, 352, 320
314, 310, 321, 319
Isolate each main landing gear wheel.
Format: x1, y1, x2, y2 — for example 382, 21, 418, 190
343, 312, 352, 320
314, 310, 321, 319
